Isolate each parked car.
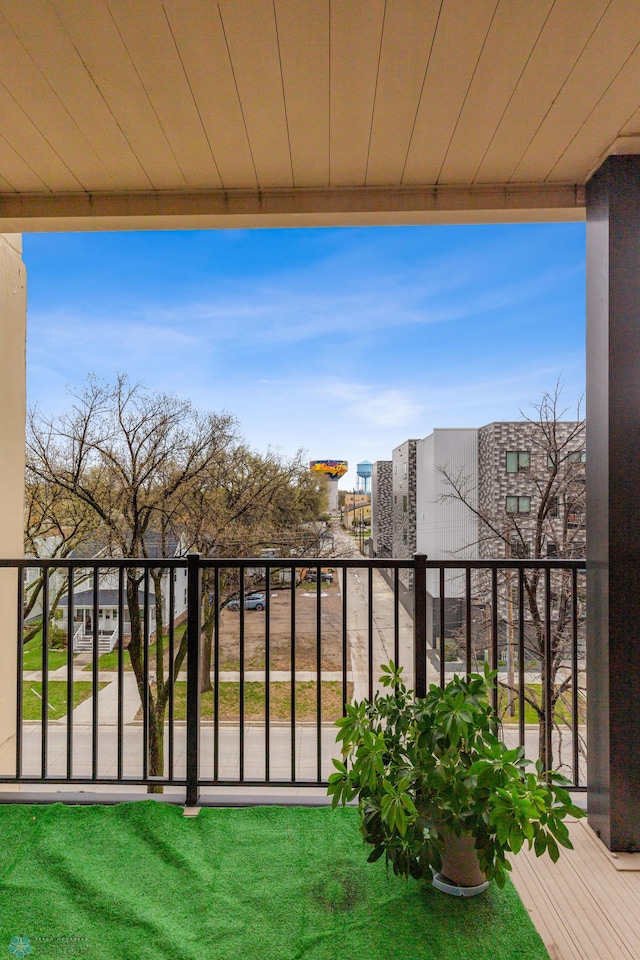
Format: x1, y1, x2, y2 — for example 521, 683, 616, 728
226, 593, 266, 611
303, 570, 333, 583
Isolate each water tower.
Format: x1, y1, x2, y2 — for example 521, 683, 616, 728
310, 460, 348, 514
356, 460, 373, 495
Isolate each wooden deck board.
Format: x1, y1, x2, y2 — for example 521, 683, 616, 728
511, 819, 640, 960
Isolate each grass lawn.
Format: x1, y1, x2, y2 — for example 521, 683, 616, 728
83, 646, 133, 672
23, 681, 107, 720
22, 632, 69, 671
144, 680, 350, 722
0, 802, 550, 960
84, 623, 187, 672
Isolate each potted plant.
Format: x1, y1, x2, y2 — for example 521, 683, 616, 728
328, 661, 584, 894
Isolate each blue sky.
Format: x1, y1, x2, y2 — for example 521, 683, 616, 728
24, 222, 585, 490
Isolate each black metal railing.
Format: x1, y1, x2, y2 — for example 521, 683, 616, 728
0, 554, 586, 803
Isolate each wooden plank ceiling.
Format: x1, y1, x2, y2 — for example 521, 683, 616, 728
1, 0, 640, 229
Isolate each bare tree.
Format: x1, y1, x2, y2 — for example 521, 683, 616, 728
181, 446, 330, 692
438, 385, 586, 772
23, 475, 100, 644
28, 374, 238, 791
28, 374, 330, 780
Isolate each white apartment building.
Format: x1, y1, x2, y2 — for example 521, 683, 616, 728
416, 428, 479, 643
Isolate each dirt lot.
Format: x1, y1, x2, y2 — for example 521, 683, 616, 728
218, 580, 344, 672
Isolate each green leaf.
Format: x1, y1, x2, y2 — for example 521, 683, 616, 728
509, 829, 524, 854
534, 832, 547, 857
547, 836, 560, 863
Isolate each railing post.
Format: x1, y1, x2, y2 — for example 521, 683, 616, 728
414, 553, 428, 698
185, 552, 202, 807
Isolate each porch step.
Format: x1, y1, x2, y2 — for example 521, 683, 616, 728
73, 635, 116, 655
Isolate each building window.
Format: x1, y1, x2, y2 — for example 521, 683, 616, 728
506, 495, 531, 514
393, 465, 397, 475
506, 451, 530, 473
402, 530, 407, 544
548, 495, 559, 518
549, 449, 586, 468
547, 542, 558, 558
567, 509, 585, 529
509, 540, 530, 559
403, 462, 407, 478
403, 495, 407, 513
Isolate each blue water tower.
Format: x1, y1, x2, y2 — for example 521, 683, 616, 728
356, 460, 373, 495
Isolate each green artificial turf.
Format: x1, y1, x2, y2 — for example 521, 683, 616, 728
0, 802, 549, 960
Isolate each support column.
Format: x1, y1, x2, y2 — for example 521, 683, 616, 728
586, 156, 640, 850
0, 234, 26, 779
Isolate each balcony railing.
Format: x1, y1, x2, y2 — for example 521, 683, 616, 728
0, 554, 586, 804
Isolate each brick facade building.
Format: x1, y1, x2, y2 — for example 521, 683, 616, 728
391, 440, 418, 560
371, 460, 392, 557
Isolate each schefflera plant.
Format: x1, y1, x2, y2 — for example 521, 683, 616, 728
328, 662, 584, 889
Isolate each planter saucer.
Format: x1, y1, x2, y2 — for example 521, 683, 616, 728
432, 873, 490, 897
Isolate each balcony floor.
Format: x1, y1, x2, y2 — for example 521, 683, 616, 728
511, 818, 640, 960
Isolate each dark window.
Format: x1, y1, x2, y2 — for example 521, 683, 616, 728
403, 495, 407, 513
509, 540, 530, 559
548, 449, 586, 467
548, 495, 559, 518
567, 509, 585, 529
506, 495, 531, 514
547, 542, 558, 558
506, 450, 530, 473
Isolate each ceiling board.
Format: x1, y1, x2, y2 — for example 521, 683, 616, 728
54, 0, 188, 190
164, 0, 257, 189
550, 44, 640, 182
402, 0, 499, 185
0, 6, 116, 190
512, 0, 640, 183
364, 0, 441, 186
107, 0, 222, 188
329, 0, 385, 186
475, 0, 610, 183
1, 0, 151, 191
275, 0, 330, 188
217, 0, 293, 188
620, 101, 640, 136
0, 172, 16, 193
0, 85, 83, 191
0, 1, 637, 224
437, 0, 554, 184
0, 136, 48, 192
